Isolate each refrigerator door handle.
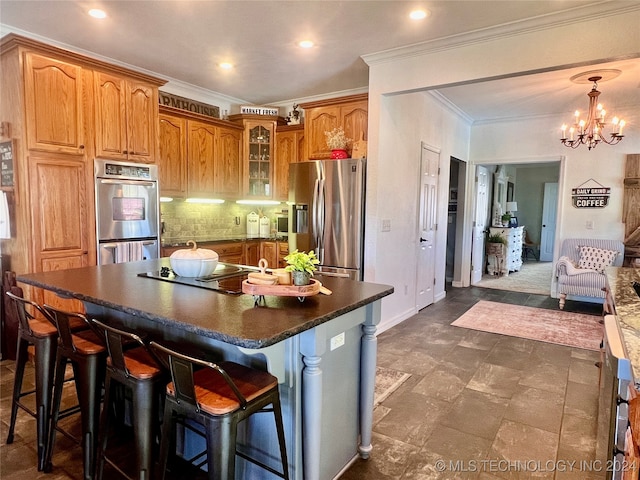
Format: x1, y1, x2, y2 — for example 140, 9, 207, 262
317, 178, 326, 263
312, 178, 320, 255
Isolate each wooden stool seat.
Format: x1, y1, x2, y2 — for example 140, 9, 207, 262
167, 361, 278, 415
106, 345, 162, 380
27, 318, 57, 336
71, 329, 106, 355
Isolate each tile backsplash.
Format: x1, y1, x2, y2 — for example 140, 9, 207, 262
161, 201, 287, 244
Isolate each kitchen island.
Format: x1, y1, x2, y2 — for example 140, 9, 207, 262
18, 258, 394, 480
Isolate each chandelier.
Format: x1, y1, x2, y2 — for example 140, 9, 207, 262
560, 75, 625, 150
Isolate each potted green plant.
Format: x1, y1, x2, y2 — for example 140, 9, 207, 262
486, 233, 506, 255
284, 249, 320, 286
501, 213, 512, 226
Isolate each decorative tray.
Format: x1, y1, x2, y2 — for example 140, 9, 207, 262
242, 278, 321, 297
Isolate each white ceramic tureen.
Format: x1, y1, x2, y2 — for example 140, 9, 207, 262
169, 240, 219, 277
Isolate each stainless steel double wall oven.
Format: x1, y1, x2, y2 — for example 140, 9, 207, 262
94, 159, 160, 264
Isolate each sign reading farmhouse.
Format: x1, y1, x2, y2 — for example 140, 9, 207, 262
240, 105, 279, 116
159, 91, 220, 119
572, 179, 611, 208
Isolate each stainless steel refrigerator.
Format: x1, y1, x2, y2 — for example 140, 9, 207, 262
288, 158, 365, 280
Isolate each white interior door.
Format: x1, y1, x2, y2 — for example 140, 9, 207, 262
416, 144, 439, 310
539, 182, 558, 262
471, 165, 489, 284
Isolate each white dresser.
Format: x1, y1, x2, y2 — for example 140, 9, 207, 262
488, 226, 524, 275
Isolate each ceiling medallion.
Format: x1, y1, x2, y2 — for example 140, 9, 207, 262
560, 71, 625, 150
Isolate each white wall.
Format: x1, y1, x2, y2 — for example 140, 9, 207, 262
364, 92, 471, 331
364, 6, 640, 327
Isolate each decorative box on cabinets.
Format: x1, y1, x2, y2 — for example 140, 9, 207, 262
488, 227, 524, 275
229, 114, 287, 198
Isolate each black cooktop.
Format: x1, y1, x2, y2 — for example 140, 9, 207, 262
137, 263, 254, 294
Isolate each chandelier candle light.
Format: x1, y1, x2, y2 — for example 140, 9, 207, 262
560, 74, 625, 150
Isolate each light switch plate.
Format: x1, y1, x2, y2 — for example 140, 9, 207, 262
381, 219, 391, 232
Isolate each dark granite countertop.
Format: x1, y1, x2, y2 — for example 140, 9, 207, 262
17, 258, 393, 349
605, 267, 640, 376
162, 236, 287, 247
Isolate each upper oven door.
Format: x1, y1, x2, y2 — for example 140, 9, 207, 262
96, 178, 159, 241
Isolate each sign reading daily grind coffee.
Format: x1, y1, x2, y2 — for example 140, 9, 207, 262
159, 91, 220, 119
571, 178, 611, 208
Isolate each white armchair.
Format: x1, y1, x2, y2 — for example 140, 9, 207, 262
555, 238, 625, 309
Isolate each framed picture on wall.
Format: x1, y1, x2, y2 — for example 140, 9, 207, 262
507, 182, 514, 202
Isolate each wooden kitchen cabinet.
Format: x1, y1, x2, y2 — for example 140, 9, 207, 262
229, 114, 286, 198
159, 107, 242, 199
275, 125, 304, 201
213, 242, 244, 264
244, 240, 260, 267
300, 93, 367, 160
0, 34, 165, 298
214, 125, 242, 197
261, 241, 278, 269
187, 120, 217, 197
24, 52, 87, 155
277, 241, 289, 268
29, 154, 92, 309
158, 113, 187, 197
94, 71, 159, 163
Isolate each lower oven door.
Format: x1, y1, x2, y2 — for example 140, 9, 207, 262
98, 239, 158, 265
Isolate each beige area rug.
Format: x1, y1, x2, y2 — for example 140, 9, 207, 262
451, 300, 603, 351
475, 261, 553, 295
374, 366, 411, 406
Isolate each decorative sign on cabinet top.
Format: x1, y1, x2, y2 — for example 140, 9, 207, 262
240, 106, 279, 116
572, 178, 611, 208
159, 91, 220, 119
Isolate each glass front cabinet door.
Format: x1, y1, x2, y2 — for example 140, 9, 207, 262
230, 114, 284, 198
248, 123, 272, 196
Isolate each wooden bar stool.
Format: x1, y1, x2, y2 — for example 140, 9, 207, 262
91, 319, 166, 480
43, 305, 107, 480
5, 290, 58, 471
149, 341, 289, 480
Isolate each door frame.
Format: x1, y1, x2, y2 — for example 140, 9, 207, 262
460, 156, 566, 288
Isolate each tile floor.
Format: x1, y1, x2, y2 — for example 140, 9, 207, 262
0, 286, 605, 479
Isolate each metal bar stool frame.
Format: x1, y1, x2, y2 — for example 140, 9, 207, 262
92, 319, 167, 480
43, 305, 107, 480
150, 341, 289, 480
5, 290, 58, 471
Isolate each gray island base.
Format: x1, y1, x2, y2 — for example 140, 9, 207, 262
18, 259, 394, 480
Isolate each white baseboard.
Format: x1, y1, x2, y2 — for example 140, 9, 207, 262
377, 307, 417, 334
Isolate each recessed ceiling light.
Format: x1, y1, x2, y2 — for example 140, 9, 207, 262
219, 62, 234, 70
88, 8, 107, 19
409, 9, 429, 20
298, 40, 314, 49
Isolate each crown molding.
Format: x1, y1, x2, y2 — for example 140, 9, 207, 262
362, 2, 640, 66
426, 91, 474, 125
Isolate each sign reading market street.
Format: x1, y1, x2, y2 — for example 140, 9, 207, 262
571, 178, 611, 208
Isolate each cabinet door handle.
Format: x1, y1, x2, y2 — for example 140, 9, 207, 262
79, 144, 85, 149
